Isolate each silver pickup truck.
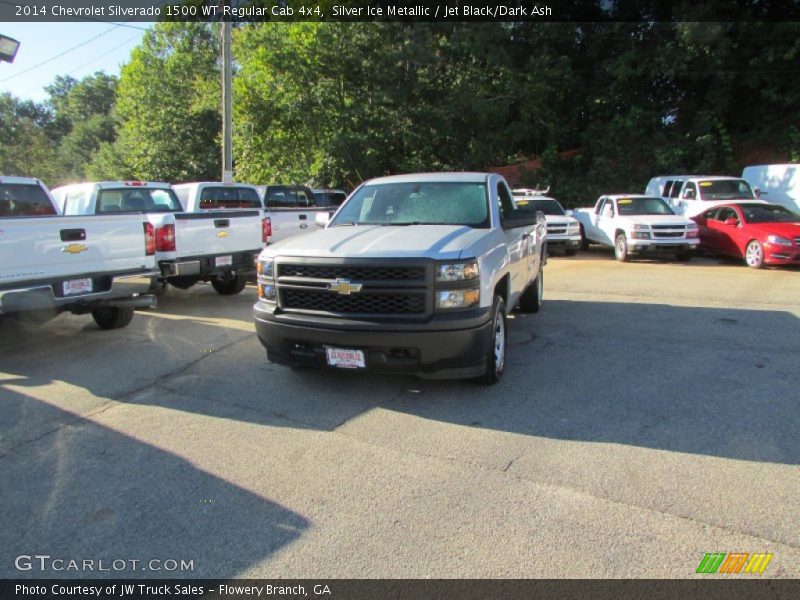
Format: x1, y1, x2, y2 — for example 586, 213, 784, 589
0, 176, 156, 329
254, 172, 547, 384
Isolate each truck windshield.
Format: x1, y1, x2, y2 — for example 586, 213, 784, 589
199, 186, 262, 209
97, 188, 182, 213
520, 198, 565, 216
740, 204, 799, 223
331, 182, 489, 227
0, 183, 57, 217
617, 197, 674, 216
698, 179, 754, 200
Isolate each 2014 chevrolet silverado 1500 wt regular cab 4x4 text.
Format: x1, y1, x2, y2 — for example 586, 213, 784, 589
254, 172, 547, 384
52, 181, 266, 295
572, 194, 700, 261
0, 176, 157, 329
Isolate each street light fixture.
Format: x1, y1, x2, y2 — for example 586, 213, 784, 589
0, 34, 20, 63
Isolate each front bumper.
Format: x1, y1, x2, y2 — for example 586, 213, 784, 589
628, 239, 700, 254
254, 302, 493, 379
764, 243, 800, 265
546, 234, 581, 249
0, 271, 158, 315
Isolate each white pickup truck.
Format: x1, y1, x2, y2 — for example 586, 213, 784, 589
52, 181, 266, 295
254, 172, 547, 384
645, 175, 765, 217
0, 176, 157, 329
512, 190, 581, 255
571, 194, 700, 261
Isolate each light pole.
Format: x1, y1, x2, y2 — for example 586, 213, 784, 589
220, 7, 233, 183
0, 34, 20, 63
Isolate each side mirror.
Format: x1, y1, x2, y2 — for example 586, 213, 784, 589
754, 188, 761, 198
724, 218, 739, 227
565, 209, 574, 217
535, 210, 545, 222
502, 208, 539, 230
315, 212, 330, 228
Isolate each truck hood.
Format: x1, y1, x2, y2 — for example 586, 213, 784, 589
545, 215, 578, 226
264, 224, 487, 259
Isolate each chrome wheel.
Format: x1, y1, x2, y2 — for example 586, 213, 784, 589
615, 234, 629, 261
745, 241, 764, 268
493, 306, 506, 373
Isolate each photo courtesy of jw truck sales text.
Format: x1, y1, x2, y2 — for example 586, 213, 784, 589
1, 2, 799, 596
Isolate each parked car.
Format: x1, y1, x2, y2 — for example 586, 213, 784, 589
645, 175, 764, 217
571, 194, 699, 261
52, 181, 266, 295
512, 190, 580, 255
311, 188, 348, 208
741, 164, 800, 213
692, 202, 800, 268
1, 176, 157, 329
254, 172, 547, 384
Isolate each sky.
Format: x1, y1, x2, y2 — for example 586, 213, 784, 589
0, 22, 151, 103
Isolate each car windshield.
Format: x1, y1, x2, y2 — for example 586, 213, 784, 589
330, 181, 489, 227
616, 197, 674, 216
698, 179, 754, 200
740, 204, 799, 223
0, 183, 56, 216
520, 198, 565, 216
97, 188, 182, 213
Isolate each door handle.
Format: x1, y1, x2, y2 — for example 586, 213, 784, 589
299, 214, 307, 220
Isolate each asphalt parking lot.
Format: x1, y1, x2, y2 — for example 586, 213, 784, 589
1, 249, 798, 579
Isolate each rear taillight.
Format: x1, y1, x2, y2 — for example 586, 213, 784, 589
156, 224, 176, 252
262, 217, 272, 243
144, 222, 155, 256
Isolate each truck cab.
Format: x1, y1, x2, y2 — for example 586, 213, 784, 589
646, 175, 764, 217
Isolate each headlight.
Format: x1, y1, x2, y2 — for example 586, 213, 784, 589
436, 288, 480, 310
632, 224, 649, 230
436, 260, 479, 282
767, 235, 793, 247
257, 258, 274, 278
631, 231, 651, 240
686, 226, 699, 237
257, 283, 276, 302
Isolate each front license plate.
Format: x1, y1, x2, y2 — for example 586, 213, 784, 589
325, 347, 366, 369
215, 255, 233, 267
62, 278, 93, 296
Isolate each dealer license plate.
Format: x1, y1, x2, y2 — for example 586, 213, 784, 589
215, 255, 233, 267
325, 347, 366, 369
62, 278, 93, 296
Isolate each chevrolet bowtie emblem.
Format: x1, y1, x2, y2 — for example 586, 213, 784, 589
61, 243, 88, 254
216, 231, 229, 238
328, 278, 363, 295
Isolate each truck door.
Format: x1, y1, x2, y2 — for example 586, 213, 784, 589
593, 197, 614, 245
497, 181, 534, 295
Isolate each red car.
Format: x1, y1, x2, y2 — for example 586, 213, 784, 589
693, 203, 800, 268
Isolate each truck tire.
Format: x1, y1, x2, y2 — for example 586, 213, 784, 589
744, 240, 765, 268
614, 233, 629, 262
518, 264, 543, 313
579, 225, 589, 250
212, 273, 247, 295
480, 295, 507, 385
92, 306, 134, 330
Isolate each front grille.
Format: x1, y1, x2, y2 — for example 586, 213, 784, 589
282, 289, 425, 314
547, 226, 567, 235
278, 264, 424, 281
651, 224, 686, 239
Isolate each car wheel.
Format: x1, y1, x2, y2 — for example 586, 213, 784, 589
212, 273, 247, 295
744, 240, 765, 268
480, 295, 507, 385
518, 264, 543, 313
614, 233, 629, 262
92, 306, 134, 330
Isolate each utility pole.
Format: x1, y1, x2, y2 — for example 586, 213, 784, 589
221, 3, 233, 183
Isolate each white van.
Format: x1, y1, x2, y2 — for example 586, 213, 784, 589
741, 164, 800, 213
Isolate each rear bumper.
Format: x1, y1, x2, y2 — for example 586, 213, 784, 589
160, 250, 260, 278
254, 302, 493, 379
0, 271, 158, 315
